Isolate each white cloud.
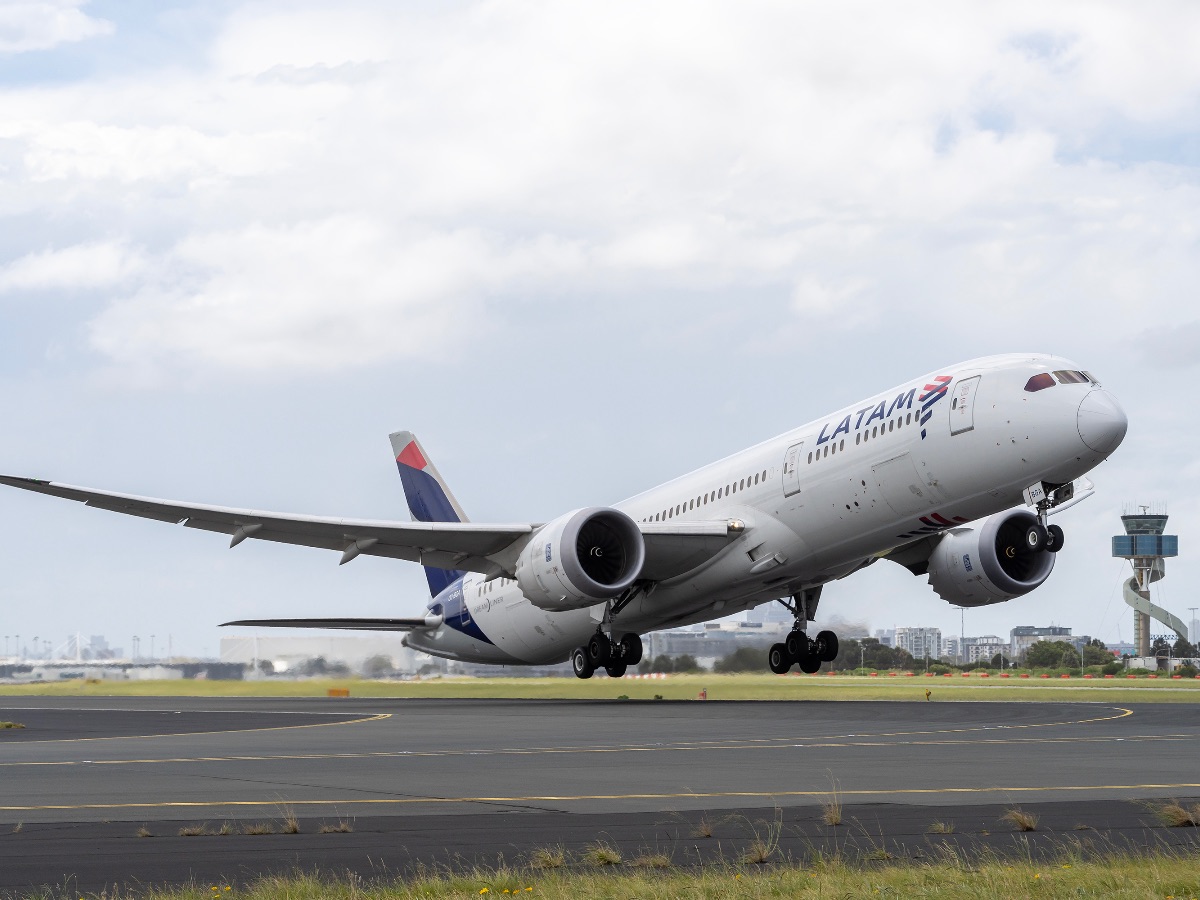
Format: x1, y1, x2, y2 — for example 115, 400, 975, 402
0, 1, 112, 54
0, 240, 144, 293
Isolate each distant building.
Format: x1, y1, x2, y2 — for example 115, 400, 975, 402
1010, 625, 1071, 659
745, 601, 793, 625
964, 636, 1008, 664
220, 635, 430, 675
874, 629, 895, 648
894, 627, 941, 660
644, 622, 789, 668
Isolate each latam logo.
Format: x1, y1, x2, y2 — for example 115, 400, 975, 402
396, 441, 428, 470
815, 373, 953, 446
963, 553, 973, 572
918, 376, 952, 439
545, 543, 553, 563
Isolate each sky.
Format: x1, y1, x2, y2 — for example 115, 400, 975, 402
1, 0, 1198, 660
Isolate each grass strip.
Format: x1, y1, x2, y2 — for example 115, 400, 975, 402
2, 674, 1200, 702
60, 853, 1200, 900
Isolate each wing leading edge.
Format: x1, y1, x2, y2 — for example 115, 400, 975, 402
0, 476, 741, 582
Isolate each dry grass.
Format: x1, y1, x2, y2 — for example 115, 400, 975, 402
242, 822, 276, 835
861, 847, 895, 861
10, 822, 22, 834
926, 821, 955, 834
1150, 800, 1200, 827
690, 816, 714, 838
136, 826, 153, 838
178, 823, 213, 837
0, 721, 25, 729
582, 842, 622, 866
319, 820, 354, 833
528, 846, 566, 869
277, 804, 301, 834
1001, 807, 1039, 832
821, 776, 843, 826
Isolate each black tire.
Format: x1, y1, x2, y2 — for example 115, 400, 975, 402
1045, 523, 1065, 553
605, 662, 627, 678
617, 633, 643, 666
787, 630, 807, 663
587, 633, 612, 666
799, 655, 821, 674
816, 630, 839, 662
768, 643, 791, 674
571, 646, 594, 679
1024, 523, 1047, 553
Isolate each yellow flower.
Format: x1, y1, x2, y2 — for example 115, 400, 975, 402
480, 890, 489, 895
1034, 874, 1040, 879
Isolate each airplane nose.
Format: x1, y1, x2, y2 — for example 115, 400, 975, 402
1077, 390, 1128, 455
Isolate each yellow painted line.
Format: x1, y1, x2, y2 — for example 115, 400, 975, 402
6, 781, 1200, 813
0, 712, 392, 744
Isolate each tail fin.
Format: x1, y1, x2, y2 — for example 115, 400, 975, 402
389, 430, 468, 597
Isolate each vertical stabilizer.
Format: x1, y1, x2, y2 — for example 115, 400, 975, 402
389, 431, 468, 596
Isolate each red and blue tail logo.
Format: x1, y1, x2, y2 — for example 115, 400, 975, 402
391, 431, 467, 597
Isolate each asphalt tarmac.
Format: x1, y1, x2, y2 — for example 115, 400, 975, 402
1, 696, 1198, 894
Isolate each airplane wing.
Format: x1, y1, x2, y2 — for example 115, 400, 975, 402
221, 616, 442, 630
0, 476, 740, 581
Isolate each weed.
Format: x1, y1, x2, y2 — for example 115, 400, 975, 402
242, 822, 276, 835
528, 846, 565, 869
926, 821, 955, 834
0, 721, 25, 729
862, 848, 895, 861
178, 823, 212, 837
691, 816, 715, 838
136, 826, 153, 838
583, 842, 622, 866
217, 821, 233, 836
1150, 800, 1200, 827
278, 804, 301, 834
738, 808, 782, 865
10, 822, 22, 834
821, 774, 843, 826
319, 820, 354, 833
1001, 808, 1038, 832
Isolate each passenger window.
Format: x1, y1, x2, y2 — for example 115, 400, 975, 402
906, 413, 912, 424
808, 452, 813, 463
872, 426, 878, 438
839, 441, 844, 451
1024, 373, 1055, 392
889, 420, 894, 432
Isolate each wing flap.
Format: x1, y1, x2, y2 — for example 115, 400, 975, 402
639, 520, 742, 581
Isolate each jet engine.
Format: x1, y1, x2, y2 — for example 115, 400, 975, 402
515, 507, 646, 611
927, 509, 1056, 607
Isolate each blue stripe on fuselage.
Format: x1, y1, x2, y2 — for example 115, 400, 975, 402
397, 463, 466, 596
431, 579, 494, 646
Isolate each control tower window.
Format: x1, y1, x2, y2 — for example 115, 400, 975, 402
1024, 373, 1055, 392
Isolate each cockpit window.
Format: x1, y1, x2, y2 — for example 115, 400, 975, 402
1053, 370, 1089, 384
1082, 371, 1101, 386
1024, 373, 1055, 392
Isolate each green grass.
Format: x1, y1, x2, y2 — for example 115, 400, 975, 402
2, 673, 1200, 702
54, 854, 1200, 900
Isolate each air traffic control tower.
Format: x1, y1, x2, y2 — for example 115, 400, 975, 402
1113, 506, 1186, 658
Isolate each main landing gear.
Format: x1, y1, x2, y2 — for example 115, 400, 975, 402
769, 629, 839, 675
767, 586, 840, 674
571, 631, 643, 680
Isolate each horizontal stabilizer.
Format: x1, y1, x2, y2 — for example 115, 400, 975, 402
221, 616, 442, 631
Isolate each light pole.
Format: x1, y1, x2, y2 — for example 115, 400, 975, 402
860, 643, 864, 674
150, 634, 155, 662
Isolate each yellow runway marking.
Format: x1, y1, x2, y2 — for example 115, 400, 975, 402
0, 712, 392, 744
5, 782, 1200, 813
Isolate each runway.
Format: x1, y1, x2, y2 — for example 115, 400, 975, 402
1, 696, 1198, 892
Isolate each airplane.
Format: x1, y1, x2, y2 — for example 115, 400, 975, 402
0, 353, 1127, 678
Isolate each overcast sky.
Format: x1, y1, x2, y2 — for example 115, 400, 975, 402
1, 0, 1198, 660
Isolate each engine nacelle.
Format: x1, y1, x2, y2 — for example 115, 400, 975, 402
515, 507, 646, 612
927, 509, 1056, 607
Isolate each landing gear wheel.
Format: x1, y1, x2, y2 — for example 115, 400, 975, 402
617, 633, 643, 666
605, 662, 627, 678
587, 633, 612, 666
1024, 523, 1048, 553
571, 646, 595, 679
798, 655, 822, 674
815, 630, 839, 663
1045, 523, 1065, 553
785, 630, 805, 662
768, 643, 791, 674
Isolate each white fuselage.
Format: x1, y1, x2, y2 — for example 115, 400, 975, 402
405, 354, 1124, 665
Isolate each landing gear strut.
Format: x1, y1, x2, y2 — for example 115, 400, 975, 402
1026, 482, 1069, 555
767, 586, 841, 674
572, 630, 642, 679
